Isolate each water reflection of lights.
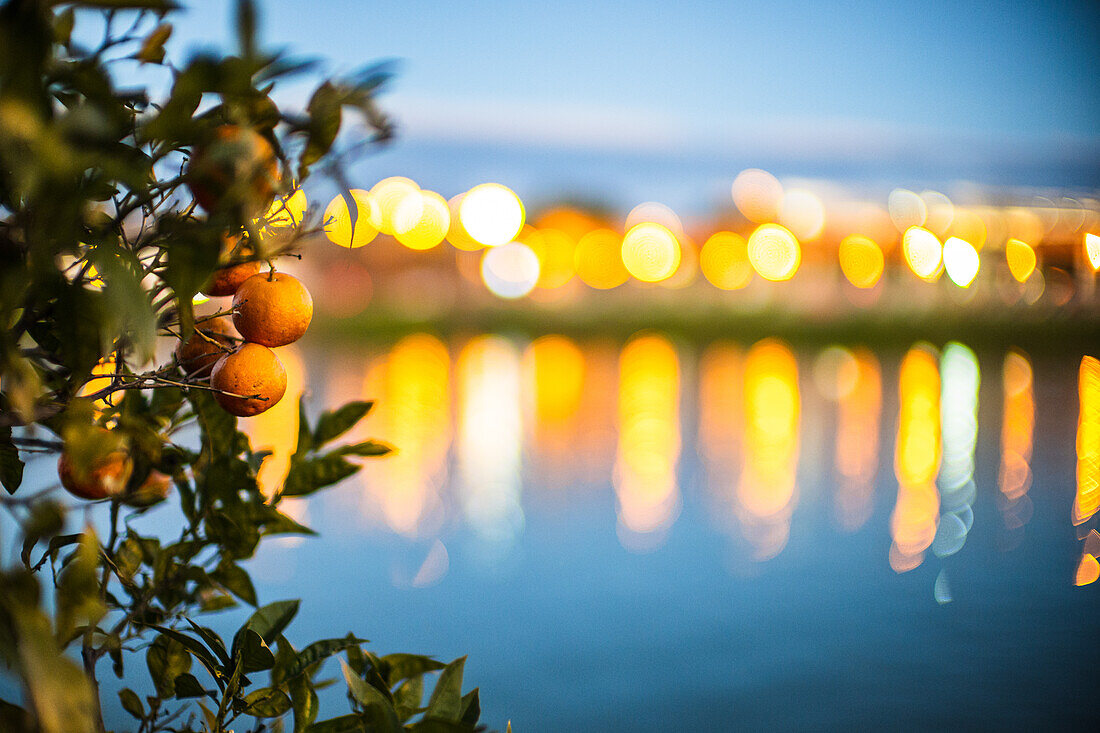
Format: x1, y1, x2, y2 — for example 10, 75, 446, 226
460, 183, 525, 247
621, 222, 681, 283
698, 343, 742, 517
523, 335, 586, 485
999, 350, 1034, 534
364, 334, 452, 537
933, 343, 979, 560
700, 232, 752, 290
1074, 356, 1100, 527
615, 333, 681, 549
324, 189, 380, 249
746, 223, 801, 282
832, 348, 881, 531
891, 344, 941, 573
739, 339, 800, 559
457, 336, 525, 544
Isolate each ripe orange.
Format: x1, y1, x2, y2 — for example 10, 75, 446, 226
187, 125, 280, 214
58, 439, 133, 501
175, 316, 235, 377
210, 342, 287, 417
203, 260, 264, 297
232, 272, 313, 347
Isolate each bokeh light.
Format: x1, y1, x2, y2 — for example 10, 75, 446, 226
445, 193, 483, 251
747, 223, 801, 281
481, 241, 540, 299
779, 188, 826, 242
934, 343, 979, 559
902, 226, 943, 280
460, 183, 525, 247
575, 228, 629, 289
1000, 349, 1034, 534
370, 176, 421, 235
263, 188, 307, 229
838, 234, 884, 289
621, 222, 681, 283
731, 168, 783, 223
528, 228, 576, 289
1075, 356, 1100, 525
1086, 233, 1100, 271
1005, 238, 1037, 283
624, 202, 684, 239
942, 236, 980, 287
834, 348, 881, 531
700, 231, 753, 290
888, 189, 927, 231
394, 190, 450, 250
324, 189, 380, 248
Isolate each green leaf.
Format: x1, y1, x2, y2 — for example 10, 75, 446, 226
0, 428, 24, 494
246, 599, 300, 645
289, 673, 319, 733
339, 659, 401, 733
118, 688, 144, 719
300, 82, 341, 175
336, 440, 392, 457
211, 560, 257, 605
393, 676, 423, 722
424, 657, 466, 722
55, 529, 105, 642
282, 636, 366, 682
150, 627, 224, 683
138, 23, 173, 64
173, 672, 211, 698
313, 401, 373, 445
382, 653, 447, 684
146, 633, 192, 697
184, 619, 231, 668
305, 714, 369, 733
281, 454, 358, 497
459, 688, 480, 725
235, 628, 276, 673
244, 687, 292, 718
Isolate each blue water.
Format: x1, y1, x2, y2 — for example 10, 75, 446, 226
238, 340, 1100, 731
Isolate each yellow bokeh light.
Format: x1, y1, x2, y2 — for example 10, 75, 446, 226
902, 226, 942, 280
624, 202, 683, 239
747, 223, 801, 281
621, 222, 681, 283
263, 188, 307, 229
779, 188, 826, 242
700, 231, 752, 290
1076, 356, 1100, 525
460, 183, 525, 247
942, 236, 980, 287
324, 189, 380, 249
525, 335, 585, 426
480, 241, 540, 299
522, 228, 575, 289
838, 234, 884, 289
370, 177, 421, 235
242, 345, 304, 499
950, 208, 987, 250
575, 228, 629, 290
1000, 349, 1033, 506
835, 349, 881, 531
1086, 233, 1100, 271
1005, 238, 1037, 283
445, 194, 482, 251
394, 190, 450, 251
732, 169, 783, 223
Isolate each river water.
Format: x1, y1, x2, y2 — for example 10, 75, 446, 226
234, 333, 1100, 730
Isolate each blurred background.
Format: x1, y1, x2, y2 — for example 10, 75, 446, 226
116, 0, 1100, 729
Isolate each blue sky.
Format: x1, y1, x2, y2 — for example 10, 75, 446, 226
165, 1, 1100, 210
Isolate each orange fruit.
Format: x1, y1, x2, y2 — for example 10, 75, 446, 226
203, 260, 264, 297
210, 342, 287, 417
232, 272, 313, 347
123, 469, 173, 507
187, 125, 280, 214
58, 441, 133, 501
175, 316, 235, 377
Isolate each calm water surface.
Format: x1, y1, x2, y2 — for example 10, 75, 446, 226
215, 335, 1100, 729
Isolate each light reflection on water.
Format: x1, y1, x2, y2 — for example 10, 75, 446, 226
247, 334, 1100, 729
